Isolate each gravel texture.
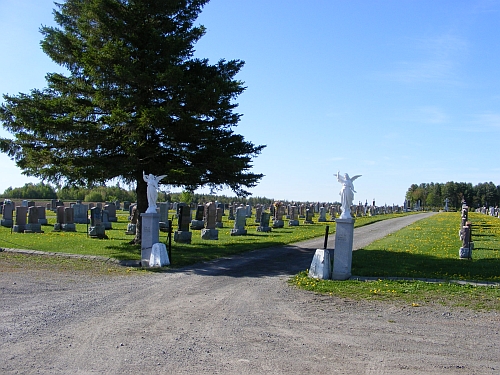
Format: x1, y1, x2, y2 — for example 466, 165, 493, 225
1, 212, 499, 374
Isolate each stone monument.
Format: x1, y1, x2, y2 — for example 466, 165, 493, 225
141, 172, 166, 266
257, 211, 272, 232
190, 205, 205, 230
1, 200, 15, 227
332, 171, 361, 280
230, 206, 247, 236
272, 202, 285, 228
201, 202, 218, 240
174, 203, 192, 243
288, 205, 299, 226
13, 206, 28, 233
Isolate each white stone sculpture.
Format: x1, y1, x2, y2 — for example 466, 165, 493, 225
143, 171, 167, 214
336, 171, 361, 219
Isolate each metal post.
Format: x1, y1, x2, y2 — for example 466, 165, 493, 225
323, 225, 329, 249
167, 219, 172, 264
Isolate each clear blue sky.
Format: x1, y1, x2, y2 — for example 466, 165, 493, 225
1, 0, 499, 205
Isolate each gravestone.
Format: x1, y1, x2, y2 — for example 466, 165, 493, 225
56, 206, 66, 226
62, 207, 76, 232
191, 205, 205, 230
105, 203, 117, 222
123, 201, 131, 211
88, 207, 106, 238
215, 207, 223, 228
272, 203, 285, 228
37, 206, 48, 225
201, 202, 218, 240
257, 211, 272, 232
299, 204, 306, 219
228, 205, 235, 220
101, 209, 112, 230
1, 201, 15, 227
174, 204, 192, 243
125, 205, 138, 235
288, 206, 299, 226
304, 209, 314, 224
230, 207, 247, 236
318, 207, 327, 222
246, 204, 252, 218
217, 203, 225, 216
73, 202, 89, 224
255, 205, 262, 223
459, 221, 473, 259
25, 206, 43, 233
13, 206, 28, 233
159, 202, 170, 232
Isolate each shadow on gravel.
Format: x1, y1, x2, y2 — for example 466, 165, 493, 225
174, 244, 318, 278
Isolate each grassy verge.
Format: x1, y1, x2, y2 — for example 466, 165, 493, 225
290, 212, 500, 311
0, 210, 408, 268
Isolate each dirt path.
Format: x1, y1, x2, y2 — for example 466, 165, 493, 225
1, 213, 499, 374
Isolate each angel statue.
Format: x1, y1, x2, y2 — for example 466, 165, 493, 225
336, 171, 361, 219
143, 171, 167, 213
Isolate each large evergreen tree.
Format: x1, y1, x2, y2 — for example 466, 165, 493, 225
0, 0, 264, 236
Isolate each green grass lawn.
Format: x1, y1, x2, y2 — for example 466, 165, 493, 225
0, 209, 407, 267
290, 212, 500, 311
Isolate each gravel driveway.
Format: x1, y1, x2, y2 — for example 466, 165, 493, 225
1, 212, 499, 374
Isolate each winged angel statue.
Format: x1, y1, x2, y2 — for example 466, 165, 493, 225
336, 172, 361, 219
143, 171, 167, 213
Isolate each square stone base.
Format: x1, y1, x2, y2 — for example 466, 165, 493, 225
257, 226, 271, 232
174, 231, 192, 244
201, 228, 219, 240
230, 228, 247, 236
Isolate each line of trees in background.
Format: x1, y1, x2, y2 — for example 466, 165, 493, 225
406, 181, 500, 210
0, 183, 277, 206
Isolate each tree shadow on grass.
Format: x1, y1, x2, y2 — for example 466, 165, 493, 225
352, 248, 500, 281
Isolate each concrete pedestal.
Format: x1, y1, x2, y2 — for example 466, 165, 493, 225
309, 249, 332, 279
332, 218, 355, 280
141, 212, 160, 267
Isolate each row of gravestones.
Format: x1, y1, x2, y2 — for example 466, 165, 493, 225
0, 200, 117, 237
476, 205, 500, 217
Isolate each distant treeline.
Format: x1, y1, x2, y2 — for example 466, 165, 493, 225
1, 183, 136, 203
406, 181, 500, 209
0, 183, 285, 206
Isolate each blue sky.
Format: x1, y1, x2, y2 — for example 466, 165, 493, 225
1, 0, 500, 206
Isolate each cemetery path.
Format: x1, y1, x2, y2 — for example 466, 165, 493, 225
1, 212, 499, 374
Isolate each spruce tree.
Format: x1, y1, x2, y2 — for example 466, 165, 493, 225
0, 0, 265, 241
